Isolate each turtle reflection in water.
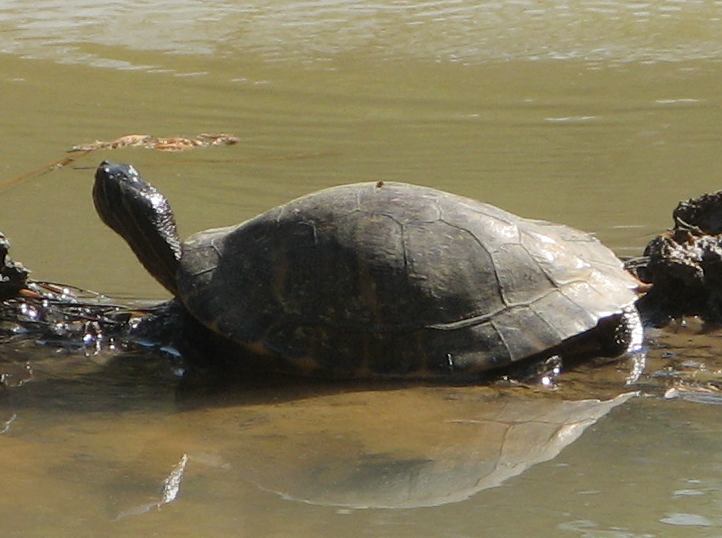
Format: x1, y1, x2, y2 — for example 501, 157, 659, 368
90, 161, 642, 379
224, 390, 636, 509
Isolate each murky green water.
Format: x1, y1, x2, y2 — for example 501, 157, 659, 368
2, 1, 722, 536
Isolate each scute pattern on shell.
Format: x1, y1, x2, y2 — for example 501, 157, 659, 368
177, 182, 638, 377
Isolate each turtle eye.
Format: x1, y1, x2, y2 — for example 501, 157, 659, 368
97, 161, 118, 179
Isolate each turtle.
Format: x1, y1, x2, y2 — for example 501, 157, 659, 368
92, 161, 642, 379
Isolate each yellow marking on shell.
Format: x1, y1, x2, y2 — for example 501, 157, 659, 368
242, 340, 272, 356
205, 317, 273, 357
206, 319, 222, 334
287, 355, 321, 373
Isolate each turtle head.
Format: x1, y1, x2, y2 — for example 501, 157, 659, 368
93, 161, 182, 295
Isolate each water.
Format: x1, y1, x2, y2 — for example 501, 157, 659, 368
2, 1, 722, 536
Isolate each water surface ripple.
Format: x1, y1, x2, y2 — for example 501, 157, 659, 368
2, 1, 722, 70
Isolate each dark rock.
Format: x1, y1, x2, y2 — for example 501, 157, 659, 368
636, 190, 722, 324
0, 234, 28, 299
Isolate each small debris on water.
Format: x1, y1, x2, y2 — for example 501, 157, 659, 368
69, 133, 240, 153
160, 454, 189, 504
0, 413, 17, 434
115, 453, 189, 520
664, 384, 722, 405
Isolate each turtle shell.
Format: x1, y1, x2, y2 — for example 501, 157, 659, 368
176, 182, 638, 377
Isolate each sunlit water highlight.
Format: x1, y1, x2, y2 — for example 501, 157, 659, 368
2, 1, 722, 69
